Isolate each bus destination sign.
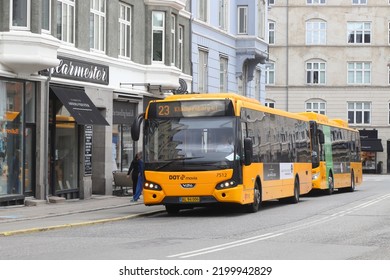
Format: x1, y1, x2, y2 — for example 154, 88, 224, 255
148, 100, 234, 118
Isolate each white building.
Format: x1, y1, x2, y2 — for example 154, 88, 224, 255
266, 0, 390, 173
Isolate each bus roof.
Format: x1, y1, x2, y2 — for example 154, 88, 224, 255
149, 93, 309, 122
160, 93, 261, 105
297, 112, 356, 131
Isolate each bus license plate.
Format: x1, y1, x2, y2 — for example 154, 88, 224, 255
180, 197, 200, 203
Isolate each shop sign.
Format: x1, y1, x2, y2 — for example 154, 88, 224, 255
84, 125, 93, 176
113, 101, 136, 124
41, 56, 109, 85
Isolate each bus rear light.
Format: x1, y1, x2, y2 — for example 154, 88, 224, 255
216, 180, 237, 190
144, 182, 162, 191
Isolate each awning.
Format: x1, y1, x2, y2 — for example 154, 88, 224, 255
361, 139, 383, 152
50, 85, 109, 126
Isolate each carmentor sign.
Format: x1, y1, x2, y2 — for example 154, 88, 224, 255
41, 56, 109, 85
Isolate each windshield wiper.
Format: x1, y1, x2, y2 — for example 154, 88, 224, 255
155, 156, 204, 170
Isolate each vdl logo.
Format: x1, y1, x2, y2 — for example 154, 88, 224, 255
181, 183, 196, 188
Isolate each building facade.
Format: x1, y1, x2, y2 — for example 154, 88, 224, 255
190, 0, 269, 101
266, 0, 390, 173
0, 0, 191, 205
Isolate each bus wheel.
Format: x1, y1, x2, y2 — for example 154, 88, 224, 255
281, 176, 300, 204
290, 176, 300, 204
246, 181, 261, 213
326, 173, 334, 195
165, 205, 180, 215
347, 172, 355, 192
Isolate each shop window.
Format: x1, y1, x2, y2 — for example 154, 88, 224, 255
0, 81, 23, 196
49, 95, 79, 197
112, 124, 133, 172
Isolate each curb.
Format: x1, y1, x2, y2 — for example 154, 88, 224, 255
0, 209, 165, 237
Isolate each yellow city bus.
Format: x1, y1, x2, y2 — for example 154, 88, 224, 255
132, 93, 312, 214
299, 112, 362, 194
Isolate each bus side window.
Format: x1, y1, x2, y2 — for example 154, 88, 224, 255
318, 129, 325, 144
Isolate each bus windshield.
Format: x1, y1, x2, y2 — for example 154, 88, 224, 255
144, 116, 238, 171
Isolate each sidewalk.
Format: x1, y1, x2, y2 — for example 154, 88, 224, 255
0, 195, 165, 236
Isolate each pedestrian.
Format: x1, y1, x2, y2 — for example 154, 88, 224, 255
132, 156, 144, 202
127, 152, 143, 202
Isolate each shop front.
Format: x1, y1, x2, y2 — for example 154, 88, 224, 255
41, 56, 110, 199
48, 85, 109, 198
360, 129, 384, 174
112, 100, 139, 172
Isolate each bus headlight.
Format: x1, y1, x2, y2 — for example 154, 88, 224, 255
144, 181, 162, 191
312, 172, 320, 181
215, 180, 237, 190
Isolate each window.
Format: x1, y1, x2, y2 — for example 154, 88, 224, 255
178, 25, 184, 70
171, 15, 176, 65
265, 101, 275, 108
388, 103, 390, 125
90, 0, 106, 52
348, 62, 371, 84
238, 6, 248, 35
119, 3, 132, 59
257, 0, 265, 39
11, 0, 30, 29
306, 100, 326, 115
198, 0, 208, 22
306, 21, 326, 45
268, 21, 275, 44
265, 63, 275, 85
352, 0, 367, 4
219, 0, 228, 30
307, 0, 326, 4
388, 65, 390, 85
220, 55, 228, 92
388, 22, 390, 44
255, 68, 261, 100
57, 0, 75, 44
198, 48, 208, 92
348, 102, 371, 124
306, 61, 326, 84
152, 11, 165, 62
268, 0, 275, 5
42, 0, 51, 32
347, 22, 371, 44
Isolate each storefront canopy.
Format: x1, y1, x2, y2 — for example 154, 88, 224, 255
361, 139, 384, 152
50, 85, 109, 126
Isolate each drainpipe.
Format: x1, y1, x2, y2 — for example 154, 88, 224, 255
190, 0, 194, 93
286, 0, 289, 111
44, 71, 51, 202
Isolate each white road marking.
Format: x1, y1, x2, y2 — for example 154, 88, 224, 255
167, 193, 390, 259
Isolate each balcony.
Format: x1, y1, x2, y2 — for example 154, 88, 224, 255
144, 0, 187, 11
236, 36, 269, 79
0, 31, 60, 75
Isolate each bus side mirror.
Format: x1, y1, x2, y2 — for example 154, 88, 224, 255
318, 130, 325, 144
244, 137, 253, 166
131, 113, 145, 141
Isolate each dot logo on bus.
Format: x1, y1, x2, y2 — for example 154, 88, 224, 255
169, 175, 186, 180
169, 175, 198, 180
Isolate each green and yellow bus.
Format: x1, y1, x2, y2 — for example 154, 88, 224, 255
132, 93, 313, 214
299, 112, 362, 194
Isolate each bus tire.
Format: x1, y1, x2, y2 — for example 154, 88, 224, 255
281, 176, 300, 204
246, 181, 261, 213
165, 205, 180, 215
326, 172, 334, 195
347, 171, 355, 192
